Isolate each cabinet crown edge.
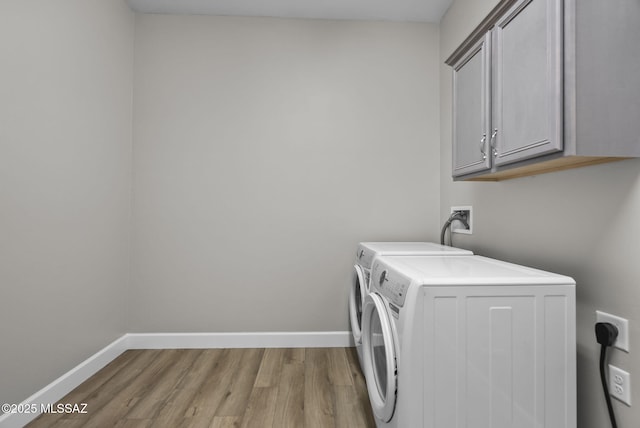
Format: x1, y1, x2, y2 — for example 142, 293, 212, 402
445, 0, 519, 66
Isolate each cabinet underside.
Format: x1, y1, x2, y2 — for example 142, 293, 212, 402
461, 156, 627, 181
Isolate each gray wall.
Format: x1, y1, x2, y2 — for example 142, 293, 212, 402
440, 1, 640, 426
131, 15, 441, 332
0, 1, 134, 405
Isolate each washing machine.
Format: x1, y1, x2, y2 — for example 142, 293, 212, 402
361, 255, 576, 428
349, 242, 472, 369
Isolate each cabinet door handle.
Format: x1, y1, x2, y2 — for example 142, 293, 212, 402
480, 134, 487, 159
490, 129, 498, 157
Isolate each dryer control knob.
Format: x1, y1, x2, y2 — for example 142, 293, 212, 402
379, 270, 387, 287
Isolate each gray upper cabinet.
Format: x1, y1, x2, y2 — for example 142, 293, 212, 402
446, 0, 640, 181
452, 34, 491, 177
492, 0, 563, 166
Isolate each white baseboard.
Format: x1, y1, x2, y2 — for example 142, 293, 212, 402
0, 335, 129, 428
0, 331, 353, 428
126, 331, 355, 349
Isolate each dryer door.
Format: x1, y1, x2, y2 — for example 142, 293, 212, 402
362, 293, 398, 423
349, 264, 367, 343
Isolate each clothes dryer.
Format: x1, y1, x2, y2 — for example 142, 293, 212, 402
361, 255, 576, 428
350, 243, 472, 369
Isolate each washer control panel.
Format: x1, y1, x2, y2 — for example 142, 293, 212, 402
356, 246, 375, 269
372, 261, 410, 308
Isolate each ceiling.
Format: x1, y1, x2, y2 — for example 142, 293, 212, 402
126, 0, 453, 23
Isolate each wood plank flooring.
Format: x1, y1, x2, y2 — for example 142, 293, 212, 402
27, 347, 375, 428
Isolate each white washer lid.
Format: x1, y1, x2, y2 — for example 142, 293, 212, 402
376, 255, 575, 286
359, 241, 473, 256
357, 242, 473, 270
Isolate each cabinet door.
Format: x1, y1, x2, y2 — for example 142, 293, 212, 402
452, 34, 492, 177
492, 0, 563, 166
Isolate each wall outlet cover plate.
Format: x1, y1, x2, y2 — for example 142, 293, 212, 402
609, 365, 632, 406
596, 311, 629, 353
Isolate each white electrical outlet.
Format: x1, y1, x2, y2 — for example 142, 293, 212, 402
450, 206, 472, 234
609, 365, 632, 406
596, 311, 630, 352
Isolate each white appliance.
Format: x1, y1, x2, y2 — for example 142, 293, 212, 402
349, 242, 472, 369
361, 255, 576, 428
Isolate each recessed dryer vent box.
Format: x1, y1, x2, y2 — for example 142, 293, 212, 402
451, 206, 472, 234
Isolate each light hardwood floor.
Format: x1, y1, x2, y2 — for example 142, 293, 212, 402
27, 347, 375, 428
